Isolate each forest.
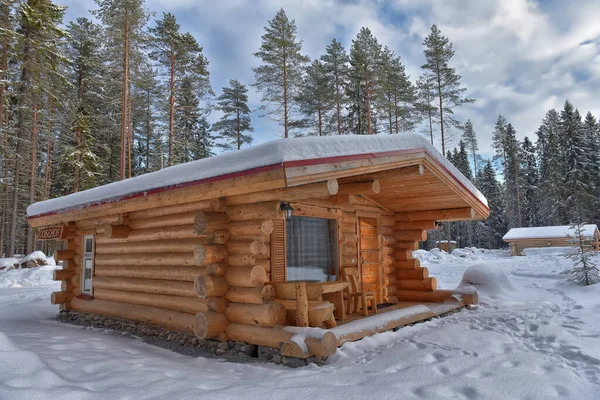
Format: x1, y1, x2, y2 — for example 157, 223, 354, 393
0, 0, 599, 256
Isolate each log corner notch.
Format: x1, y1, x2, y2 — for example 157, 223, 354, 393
101, 224, 131, 239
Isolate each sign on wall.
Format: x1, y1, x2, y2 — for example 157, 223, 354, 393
37, 225, 65, 241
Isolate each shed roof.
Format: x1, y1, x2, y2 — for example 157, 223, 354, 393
27, 134, 488, 224
502, 225, 599, 241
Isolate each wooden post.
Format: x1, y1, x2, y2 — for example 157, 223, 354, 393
295, 282, 309, 327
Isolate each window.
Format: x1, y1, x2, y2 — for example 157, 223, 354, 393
81, 235, 95, 296
285, 216, 338, 282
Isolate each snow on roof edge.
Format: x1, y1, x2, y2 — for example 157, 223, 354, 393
28, 134, 488, 218
503, 225, 599, 240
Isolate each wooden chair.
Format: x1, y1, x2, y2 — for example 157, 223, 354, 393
342, 267, 377, 316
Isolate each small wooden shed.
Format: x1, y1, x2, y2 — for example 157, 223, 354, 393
503, 225, 600, 256
28, 134, 488, 360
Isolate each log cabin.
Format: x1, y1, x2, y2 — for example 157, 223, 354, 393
28, 134, 489, 361
503, 225, 600, 256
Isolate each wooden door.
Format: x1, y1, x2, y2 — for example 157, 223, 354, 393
358, 217, 380, 302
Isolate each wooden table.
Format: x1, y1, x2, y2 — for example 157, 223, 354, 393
311, 281, 350, 321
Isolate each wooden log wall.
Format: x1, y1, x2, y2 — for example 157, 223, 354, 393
51, 222, 78, 311
51, 199, 233, 335
193, 200, 285, 344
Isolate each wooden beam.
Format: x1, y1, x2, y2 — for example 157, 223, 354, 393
337, 180, 380, 196
394, 208, 475, 222
340, 164, 425, 183
225, 180, 338, 206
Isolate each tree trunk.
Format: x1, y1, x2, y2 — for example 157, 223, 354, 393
236, 109, 241, 150
120, 8, 129, 180
145, 87, 151, 172
0, 1, 8, 255
394, 92, 399, 134
283, 51, 288, 138
27, 104, 38, 252
128, 87, 133, 178
169, 51, 175, 165
365, 66, 372, 135
435, 62, 445, 155
44, 103, 54, 198
336, 71, 342, 135
318, 108, 322, 136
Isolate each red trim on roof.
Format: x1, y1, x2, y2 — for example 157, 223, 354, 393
28, 147, 489, 221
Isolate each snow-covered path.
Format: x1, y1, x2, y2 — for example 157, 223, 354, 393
1, 249, 599, 399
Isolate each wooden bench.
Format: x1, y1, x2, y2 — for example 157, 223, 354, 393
272, 282, 337, 328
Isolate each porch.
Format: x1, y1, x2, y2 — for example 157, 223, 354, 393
272, 280, 472, 358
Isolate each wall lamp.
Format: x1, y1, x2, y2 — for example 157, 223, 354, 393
280, 202, 294, 220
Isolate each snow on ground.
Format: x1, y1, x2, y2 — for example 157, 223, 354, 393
1, 249, 600, 399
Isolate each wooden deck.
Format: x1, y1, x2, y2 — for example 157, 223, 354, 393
338, 301, 464, 325
329, 300, 465, 346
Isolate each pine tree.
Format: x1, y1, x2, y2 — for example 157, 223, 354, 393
421, 24, 474, 154
347, 27, 381, 135
0, 0, 16, 255
378, 47, 415, 134
62, 17, 104, 193
253, 8, 308, 138
461, 119, 479, 182
296, 59, 333, 136
93, 0, 150, 180
415, 72, 437, 145
8, 0, 67, 255
320, 38, 348, 135
212, 79, 253, 150
148, 12, 210, 166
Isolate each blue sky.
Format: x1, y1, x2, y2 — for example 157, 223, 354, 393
61, 0, 600, 161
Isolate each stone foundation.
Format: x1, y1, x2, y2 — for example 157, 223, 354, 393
56, 310, 326, 367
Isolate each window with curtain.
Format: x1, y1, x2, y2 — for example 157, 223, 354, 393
285, 216, 338, 282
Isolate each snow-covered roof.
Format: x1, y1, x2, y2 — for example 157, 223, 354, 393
28, 134, 487, 218
503, 225, 599, 241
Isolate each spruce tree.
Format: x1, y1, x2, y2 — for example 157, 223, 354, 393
421, 24, 474, 154
296, 59, 333, 136
583, 112, 600, 222
476, 160, 508, 248
212, 79, 253, 150
563, 208, 600, 286
253, 8, 308, 138
320, 38, 348, 135
536, 109, 562, 225
520, 136, 540, 227
173, 76, 213, 163
559, 101, 593, 222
